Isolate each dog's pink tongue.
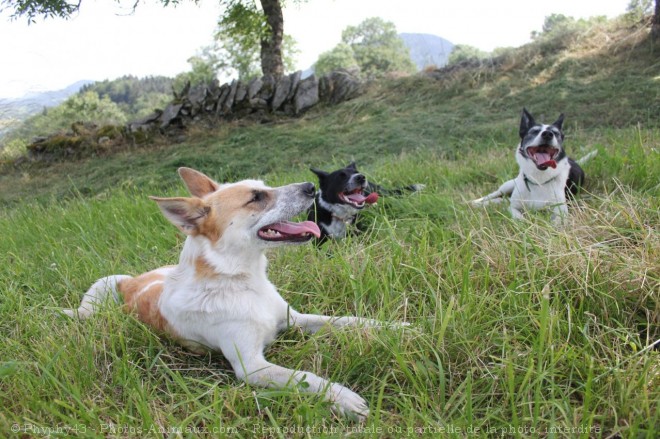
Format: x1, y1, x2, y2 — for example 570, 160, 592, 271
270, 221, 321, 238
365, 192, 379, 204
535, 152, 557, 169
346, 192, 368, 204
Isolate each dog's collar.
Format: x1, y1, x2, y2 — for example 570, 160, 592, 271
523, 173, 559, 191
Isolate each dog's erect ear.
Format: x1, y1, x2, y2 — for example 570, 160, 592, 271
552, 113, 565, 131
346, 162, 358, 170
150, 196, 211, 235
178, 167, 220, 198
310, 167, 328, 181
520, 108, 536, 138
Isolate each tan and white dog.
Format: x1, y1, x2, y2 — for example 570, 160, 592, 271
64, 167, 392, 420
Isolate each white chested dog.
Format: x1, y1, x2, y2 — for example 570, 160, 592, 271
472, 108, 591, 222
64, 167, 400, 420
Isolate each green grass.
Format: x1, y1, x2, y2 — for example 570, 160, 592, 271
1, 130, 658, 437
1, 20, 659, 439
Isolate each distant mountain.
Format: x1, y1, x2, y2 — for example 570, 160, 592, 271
0, 80, 93, 139
1, 80, 93, 120
400, 33, 454, 70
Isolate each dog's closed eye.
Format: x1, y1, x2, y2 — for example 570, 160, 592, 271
248, 190, 267, 205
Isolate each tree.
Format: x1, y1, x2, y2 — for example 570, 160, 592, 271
210, 8, 298, 81
3, 91, 126, 145
653, 0, 660, 39
342, 17, 416, 77
259, 0, 284, 77
58, 91, 127, 125
315, 17, 415, 78
446, 44, 489, 66
218, 0, 288, 78
626, 0, 660, 39
173, 52, 220, 93
313, 43, 358, 76
79, 75, 173, 117
1, 0, 292, 78
171, 11, 298, 89
624, 0, 652, 23
1, 0, 79, 22
542, 13, 574, 33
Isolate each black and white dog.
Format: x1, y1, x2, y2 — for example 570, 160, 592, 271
308, 162, 424, 242
472, 108, 594, 222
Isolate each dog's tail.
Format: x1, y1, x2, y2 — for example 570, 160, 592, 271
367, 182, 426, 197
407, 184, 426, 192
62, 275, 132, 319
576, 150, 598, 166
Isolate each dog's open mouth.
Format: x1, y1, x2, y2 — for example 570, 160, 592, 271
258, 221, 321, 242
339, 188, 379, 208
527, 145, 559, 169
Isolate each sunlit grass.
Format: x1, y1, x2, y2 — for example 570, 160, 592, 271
1, 19, 658, 436
1, 129, 658, 437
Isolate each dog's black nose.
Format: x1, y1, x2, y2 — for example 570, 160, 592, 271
301, 182, 316, 198
355, 174, 366, 184
541, 131, 554, 141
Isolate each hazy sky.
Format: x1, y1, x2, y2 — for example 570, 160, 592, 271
0, 0, 631, 98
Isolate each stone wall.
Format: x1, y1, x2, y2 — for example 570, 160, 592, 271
128, 69, 363, 133
25, 70, 364, 160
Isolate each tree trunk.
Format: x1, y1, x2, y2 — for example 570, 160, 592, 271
653, 0, 660, 40
259, 0, 284, 78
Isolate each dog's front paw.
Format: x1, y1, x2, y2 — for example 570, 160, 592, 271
472, 196, 506, 207
328, 384, 369, 422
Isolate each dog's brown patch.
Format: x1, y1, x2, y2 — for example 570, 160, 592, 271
152, 182, 276, 245
118, 268, 177, 336
194, 256, 219, 279
194, 206, 221, 243
178, 167, 219, 198
195, 184, 275, 243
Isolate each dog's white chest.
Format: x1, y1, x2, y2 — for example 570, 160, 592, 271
318, 195, 358, 238
512, 178, 562, 208
509, 159, 570, 216
322, 217, 351, 238
160, 276, 289, 350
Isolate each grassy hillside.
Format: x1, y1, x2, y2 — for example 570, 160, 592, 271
1, 16, 658, 206
1, 17, 658, 438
